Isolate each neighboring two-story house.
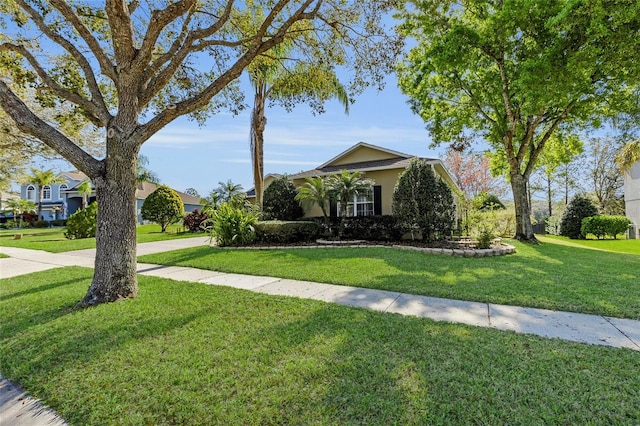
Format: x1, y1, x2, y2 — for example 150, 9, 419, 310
20, 171, 202, 223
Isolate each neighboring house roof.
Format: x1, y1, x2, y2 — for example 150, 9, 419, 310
290, 157, 438, 180
60, 170, 88, 182
1, 191, 19, 201
135, 182, 202, 206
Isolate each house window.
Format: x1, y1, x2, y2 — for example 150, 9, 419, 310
26, 185, 36, 200
58, 184, 68, 199
42, 185, 52, 200
338, 188, 374, 217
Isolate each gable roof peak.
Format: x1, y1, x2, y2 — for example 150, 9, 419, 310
318, 142, 413, 169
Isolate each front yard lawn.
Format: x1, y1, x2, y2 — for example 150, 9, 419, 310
139, 239, 640, 319
1, 267, 638, 425
0, 224, 200, 252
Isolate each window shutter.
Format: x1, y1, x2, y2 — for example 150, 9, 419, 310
330, 200, 337, 217
373, 185, 382, 215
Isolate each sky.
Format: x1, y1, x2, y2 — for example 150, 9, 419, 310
137, 74, 447, 198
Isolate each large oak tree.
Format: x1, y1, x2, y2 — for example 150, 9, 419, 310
0, 0, 400, 306
397, 0, 640, 241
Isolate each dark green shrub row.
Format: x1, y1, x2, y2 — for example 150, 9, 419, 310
51, 219, 67, 227
581, 215, 631, 239
312, 215, 402, 241
254, 221, 319, 244
32, 220, 50, 228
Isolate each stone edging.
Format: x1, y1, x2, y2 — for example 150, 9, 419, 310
221, 243, 517, 257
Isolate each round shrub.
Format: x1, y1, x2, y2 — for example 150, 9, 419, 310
560, 195, 597, 239
262, 176, 304, 221
65, 202, 97, 239
472, 192, 506, 211
141, 185, 185, 232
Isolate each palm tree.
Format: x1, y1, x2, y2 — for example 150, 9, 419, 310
616, 140, 640, 173
77, 180, 93, 209
215, 180, 244, 203
329, 170, 374, 238
6, 198, 36, 227
249, 45, 350, 207
295, 176, 332, 226
26, 168, 64, 219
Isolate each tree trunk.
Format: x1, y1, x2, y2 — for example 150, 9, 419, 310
511, 172, 538, 242
251, 88, 267, 207
78, 142, 139, 306
547, 175, 552, 217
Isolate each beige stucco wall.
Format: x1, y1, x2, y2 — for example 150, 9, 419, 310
292, 167, 456, 218
329, 146, 398, 166
624, 162, 640, 238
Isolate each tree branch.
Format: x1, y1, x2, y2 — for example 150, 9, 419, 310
47, 0, 116, 82
0, 81, 104, 178
105, 0, 137, 66
1, 43, 104, 127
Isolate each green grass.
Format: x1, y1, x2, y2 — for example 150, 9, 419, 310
139, 239, 640, 319
539, 234, 640, 255
0, 253, 8, 258
1, 267, 638, 425
0, 224, 201, 252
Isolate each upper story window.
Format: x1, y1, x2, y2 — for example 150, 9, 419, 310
42, 185, 52, 200
58, 184, 68, 199
26, 185, 36, 200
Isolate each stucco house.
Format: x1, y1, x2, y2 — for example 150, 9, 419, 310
251, 142, 459, 218
624, 161, 640, 238
20, 171, 202, 223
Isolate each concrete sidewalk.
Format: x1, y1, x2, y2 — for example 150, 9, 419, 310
1, 239, 639, 425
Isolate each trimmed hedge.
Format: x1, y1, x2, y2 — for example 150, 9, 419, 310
312, 215, 402, 241
581, 215, 631, 239
254, 221, 319, 244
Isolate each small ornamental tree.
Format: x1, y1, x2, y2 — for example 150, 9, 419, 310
141, 185, 184, 232
393, 158, 455, 242
183, 209, 208, 233
560, 195, 598, 239
472, 192, 506, 211
262, 176, 304, 221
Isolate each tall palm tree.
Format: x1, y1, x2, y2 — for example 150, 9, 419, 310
616, 140, 640, 173
295, 176, 332, 226
249, 45, 350, 207
77, 180, 93, 209
26, 168, 64, 219
329, 170, 374, 238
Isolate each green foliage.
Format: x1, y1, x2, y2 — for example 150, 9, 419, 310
182, 209, 208, 233
204, 203, 259, 247
64, 202, 97, 239
254, 221, 319, 244
471, 192, 505, 211
545, 215, 562, 236
328, 170, 375, 238
295, 176, 332, 222
262, 176, 304, 221
32, 220, 49, 228
476, 227, 494, 249
141, 185, 185, 232
314, 215, 402, 241
560, 196, 598, 239
392, 158, 455, 242
581, 215, 631, 239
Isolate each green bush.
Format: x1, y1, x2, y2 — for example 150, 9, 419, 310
262, 176, 304, 221
581, 215, 631, 239
392, 158, 455, 242
204, 203, 259, 247
254, 221, 319, 244
476, 227, 494, 249
560, 195, 598, 239
471, 192, 506, 211
50, 219, 67, 227
65, 202, 97, 239
141, 185, 185, 232
32, 220, 50, 228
